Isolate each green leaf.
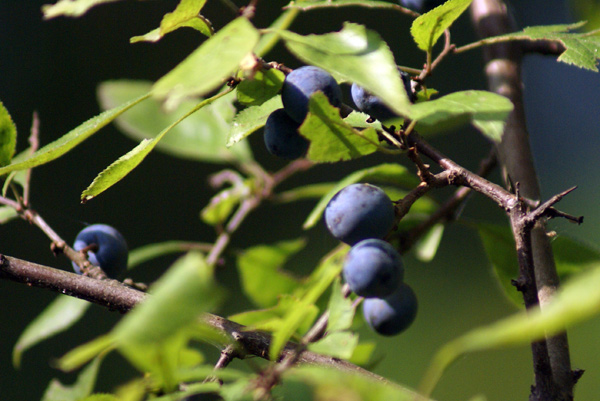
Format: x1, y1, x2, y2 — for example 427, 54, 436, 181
0, 101, 17, 167
55, 334, 115, 372
326, 277, 355, 332
237, 240, 305, 308
130, 0, 212, 43
411, 0, 474, 51
303, 163, 419, 229
98, 80, 251, 164
343, 110, 383, 131
78, 395, 119, 401
280, 22, 411, 116
0, 92, 150, 177
478, 223, 600, 307
83, 88, 237, 202
128, 241, 211, 269
200, 180, 250, 226
270, 246, 347, 359
421, 262, 600, 398
308, 331, 359, 359
0, 206, 17, 224
42, 356, 105, 401
42, 0, 121, 19
280, 365, 430, 401
300, 92, 380, 162
414, 223, 444, 262
236, 68, 285, 106
152, 17, 259, 107
13, 295, 91, 368
228, 295, 318, 335
275, 182, 337, 203
411, 90, 513, 141
477, 223, 522, 306
226, 96, 283, 147
466, 22, 600, 71
113, 252, 223, 347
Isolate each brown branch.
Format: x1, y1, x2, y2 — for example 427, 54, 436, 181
0, 254, 391, 385
471, 1, 575, 399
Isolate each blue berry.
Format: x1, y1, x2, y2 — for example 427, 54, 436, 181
351, 71, 415, 122
281, 66, 342, 123
343, 239, 403, 298
264, 109, 308, 159
399, 0, 446, 13
324, 183, 395, 245
363, 283, 418, 336
72, 224, 128, 279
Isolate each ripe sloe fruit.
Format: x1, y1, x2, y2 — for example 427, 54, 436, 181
343, 239, 403, 298
399, 0, 446, 13
351, 71, 415, 122
324, 183, 395, 245
363, 283, 418, 336
281, 66, 342, 123
72, 224, 128, 279
264, 109, 308, 159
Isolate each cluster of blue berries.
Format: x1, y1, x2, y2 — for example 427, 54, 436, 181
264, 66, 342, 159
72, 224, 128, 279
325, 183, 417, 336
264, 64, 418, 159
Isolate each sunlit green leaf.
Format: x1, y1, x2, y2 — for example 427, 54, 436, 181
255, 9, 301, 57
308, 331, 359, 359
42, 356, 105, 401
113, 252, 223, 347
279, 365, 429, 401
130, 0, 212, 43
98, 81, 251, 163
42, 0, 121, 19
411, 0, 474, 51
421, 262, 600, 398
300, 92, 380, 162
414, 223, 445, 262
83, 88, 236, 202
465, 22, 600, 71
0, 206, 17, 224
236, 68, 285, 106
0, 93, 150, 177
13, 295, 91, 367
303, 163, 419, 229
411, 90, 513, 141
228, 295, 318, 335
237, 239, 305, 308
326, 277, 355, 332
226, 96, 283, 147
280, 22, 411, 116
153, 17, 259, 107
0, 101, 17, 167
55, 335, 115, 372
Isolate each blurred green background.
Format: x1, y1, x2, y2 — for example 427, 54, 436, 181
1, 1, 599, 400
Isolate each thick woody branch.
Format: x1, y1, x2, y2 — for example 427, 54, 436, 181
0, 254, 390, 385
471, 0, 576, 399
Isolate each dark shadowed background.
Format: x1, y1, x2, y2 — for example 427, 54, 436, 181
1, 1, 599, 400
